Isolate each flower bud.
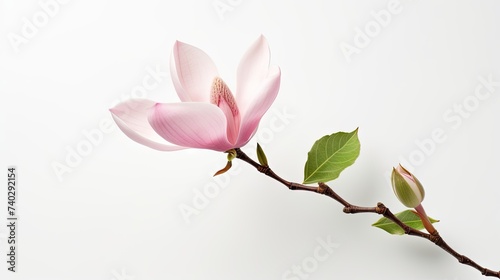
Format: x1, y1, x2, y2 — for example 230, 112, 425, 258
391, 164, 425, 208
256, 143, 268, 167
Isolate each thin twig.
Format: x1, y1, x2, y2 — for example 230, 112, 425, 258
234, 148, 500, 278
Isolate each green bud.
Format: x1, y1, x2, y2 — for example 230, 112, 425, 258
256, 143, 268, 167
391, 164, 425, 208
226, 149, 237, 161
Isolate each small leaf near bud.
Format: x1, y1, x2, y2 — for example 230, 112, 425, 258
256, 143, 268, 167
213, 149, 237, 176
214, 161, 232, 177
372, 210, 439, 235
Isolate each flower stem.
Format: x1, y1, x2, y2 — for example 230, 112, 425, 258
234, 148, 500, 278
414, 204, 437, 235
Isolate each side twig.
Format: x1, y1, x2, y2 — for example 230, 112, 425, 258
234, 148, 500, 278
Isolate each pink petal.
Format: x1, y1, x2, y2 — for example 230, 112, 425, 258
218, 97, 240, 145
236, 66, 281, 146
110, 99, 186, 151
148, 103, 233, 151
236, 35, 272, 114
170, 41, 219, 103
210, 77, 241, 145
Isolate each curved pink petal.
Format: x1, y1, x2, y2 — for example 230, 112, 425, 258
236, 35, 272, 114
210, 77, 241, 145
148, 103, 233, 151
170, 41, 218, 103
236, 66, 281, 146
109, 99, 186, 151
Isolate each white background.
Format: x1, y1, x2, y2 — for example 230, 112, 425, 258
1, 0, 500, 279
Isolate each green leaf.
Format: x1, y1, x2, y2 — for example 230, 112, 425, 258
303, 128, 360, 184
372, 210, 439, 235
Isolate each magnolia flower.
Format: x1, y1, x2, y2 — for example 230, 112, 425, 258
110, 35, 281, 152
391, 164, 425, 208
